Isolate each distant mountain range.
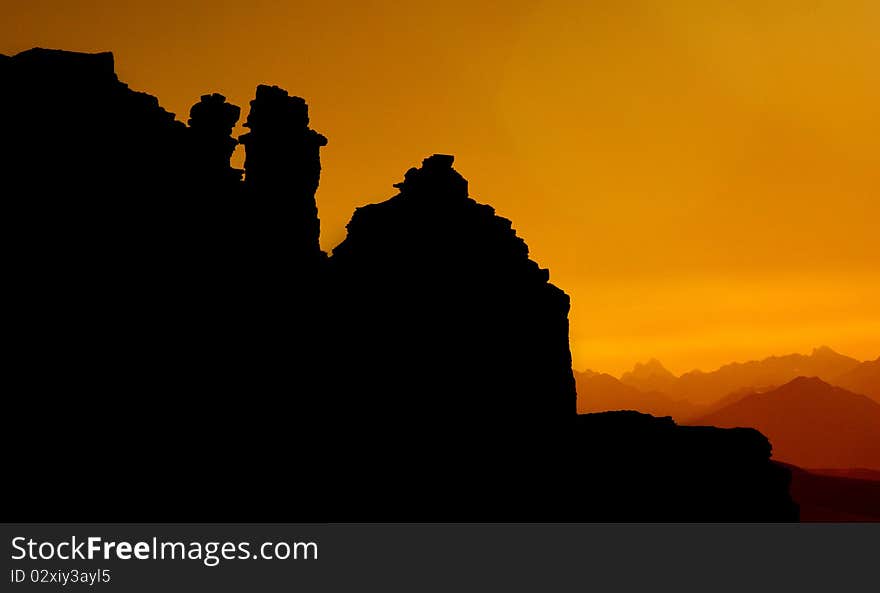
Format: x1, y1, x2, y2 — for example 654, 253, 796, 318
575, 370, 701, 420
618, 346, 865, 405
691, 377, 880, 470
832, 357, 880, 401
576, 348, 880, 470
619, 358, 678, 394
578, 347, 878, 417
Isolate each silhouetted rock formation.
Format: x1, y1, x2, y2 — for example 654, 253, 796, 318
188, 93, 243, 189
574, 412, 796, 520
332, 154, 575, 428
233, 86, 330, 462
239, 84, 328, 264
3, 48, 189, 200
2, 48, 798, 522
325, 154, 577, 516
3, 48, 196, 420
2, 49, 329, 518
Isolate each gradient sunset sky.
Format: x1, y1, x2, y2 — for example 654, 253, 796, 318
5, 0, 878, 375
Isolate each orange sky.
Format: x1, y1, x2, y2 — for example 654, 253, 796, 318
4, 0, 879, 375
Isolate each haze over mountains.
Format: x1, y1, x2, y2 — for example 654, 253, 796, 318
578, 347, 877, 413
617, 346, 866, 404
619, 358, 679, 394
577, 347, 880, 470
575, 370, 701, 420
693, 377, 880, 470
832, 357, 880, 401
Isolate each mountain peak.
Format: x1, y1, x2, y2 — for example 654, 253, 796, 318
619, 358, 678, 393
691, 376, 880, 470
784, 375, 831, 389
392, 153, 467, 198
628, 358, 674, 377
811, 345, 841, 358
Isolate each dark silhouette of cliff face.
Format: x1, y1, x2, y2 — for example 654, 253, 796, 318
3, 48, 798, 521
331, 154, 576, 429
239, 84, 328, 265
3, 48, 197, 415
573, 412, 795, 520
2, 48, 330, 517
326, 155, 577, 515
188, 93, 243, 190
2, 48, 188, 199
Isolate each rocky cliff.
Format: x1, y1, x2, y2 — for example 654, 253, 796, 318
239, 84, 328, 266
331, 154, 575, 428
2, 48, 797, 521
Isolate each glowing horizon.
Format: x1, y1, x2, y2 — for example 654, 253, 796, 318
5, 0, 878, 376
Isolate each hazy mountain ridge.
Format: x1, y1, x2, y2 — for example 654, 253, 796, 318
671, 346, 862, 404
576, 347, 877, 420
575, 370, 701, 422
832, 357, 880, 401
690, 377, 880, 470
577, 351, 879, 478
619, 358, 678, 393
